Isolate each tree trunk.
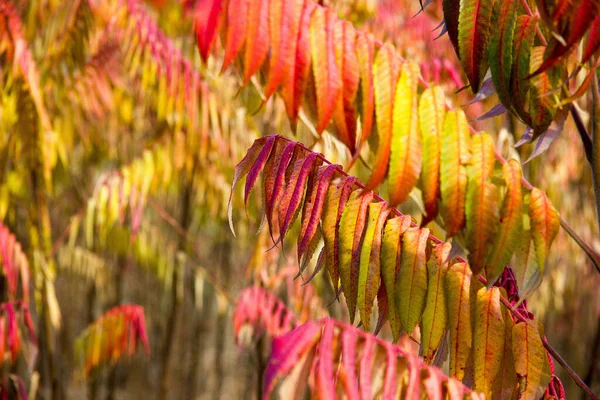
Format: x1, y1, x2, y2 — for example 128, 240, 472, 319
159, 165, 195, 400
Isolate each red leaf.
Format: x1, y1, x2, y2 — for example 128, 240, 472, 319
264, 321, 322, 398
534, 0, 600, 75
228, 136, 276, 236
278, 152, 319, 242
194, 0, 224, 62
310, 7, 343, 134
315, 320, 337, 398
242, 0, 270, 84
264, 0, 304, 98
340, 328, 360, 399
582, 14, 600, 64
280, 1, 316, 129
355, 33, 376, 149
298, 164, 338, 261
221, 0, 249, 72
365, 44, 398, 190
332, 21, 359, 153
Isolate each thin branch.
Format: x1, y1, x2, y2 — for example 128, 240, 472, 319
285, 135, 596, 398
147, 198, 234, 304
571, 104, 594, 164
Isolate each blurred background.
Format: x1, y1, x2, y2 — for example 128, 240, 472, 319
0, 0, 598, 398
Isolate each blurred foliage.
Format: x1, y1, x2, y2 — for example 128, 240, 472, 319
0, 0, 597, 398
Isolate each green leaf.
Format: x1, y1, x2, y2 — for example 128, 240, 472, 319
457, 0, 496, 91
488, 0, 518, 109
421, 241, 452, 363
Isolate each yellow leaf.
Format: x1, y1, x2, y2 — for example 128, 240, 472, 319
358, 202, 391, 331
440, 109, 471, 237
419, 86, 446, 223
528, 188, 560, 274
445, 262, 472, 380
486, 159, 523, 282
388, 62, 422, 206
512, 320, 551, 400
397, 227, 430, 336
381, 215, 412, 341
473, 287, 505, 397
465, 133, 497, 274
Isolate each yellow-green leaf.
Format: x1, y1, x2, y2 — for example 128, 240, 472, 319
513, 226, 542, 299
419, 86, 446, 224
397, 227, 430, 336
339, 191, 374, 323
365, 44, 397, 190
512, 320, 551, 400
380, 215, 412, 341
465, 133, 497, 274
358, 202, 391, 331
445, 261, 472, 380
388, 62, 422, 206
441, 109, 471, 237
492, 290, 517, 400
486, 159, 523, 282
473, 287, 505, 398
421, 241, 452, 363
322, 177, 356, 293
529, 188, 560, 274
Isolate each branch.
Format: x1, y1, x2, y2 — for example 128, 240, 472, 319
289, 136, 598, 398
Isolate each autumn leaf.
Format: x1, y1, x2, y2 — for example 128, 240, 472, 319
440, 109, 471, 237
380, 215, 412, 341
365, 44, 398, 190
465, 133, 497, 274
488, 0, 518, 109
322, 176, 356, 293
512, 320, 551, 400
310, 7, 342, 134
486, 159, 523, 283
445, 262, 472, 380
388, 62, 422, 206
421, 241, 452, 363
397, 227, 430, 336
338, 191, 374, 323
473, 287, 505, 397
529, 188, 560, 273
457, 0, 496, 91
357, 202, 391, 331
419, 86, 446, 224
